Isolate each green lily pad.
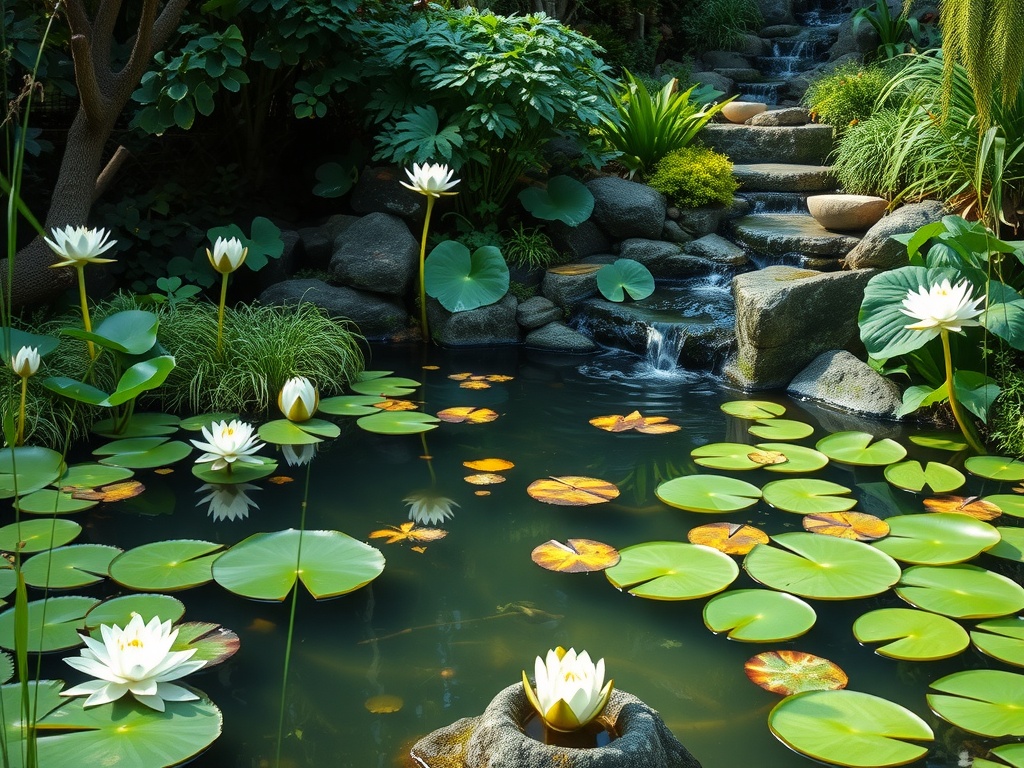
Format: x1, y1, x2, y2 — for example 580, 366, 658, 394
871, 513, 1001, 565
927, 670, 1024, 737
94, 437, 192, 469
349, 375, 420, 397
748, 419, 814, 441
596, 259, 655, 302
0, 446, 65, 499
703, 588, 816, 641
425, 242, 509, 312
259, 418, 324, 445
192, 456, 277, 484
816, 432, 908, 466
356, 410, 440, 435
15, 488, 96, 515
172, 621, 241, 667
762, 478, 856, 514
0, 327, 60, 360
895, 564, 1024, 618
518, 174, 594, 226
853, 608, 969, 661
212, 529, 385, 601
0, 567, 13, 600
768, 689, 933, 768
988, 527, 1024, 561
973, 744, 1024, 768
179, 413, 239, 431
656, 475, 762, 513
0, 596, 99, 651
22, 544, 121, 589
0, 519, 82, 553
744, 532, 901, 599
85, 593, 186, 630
92, 412, 181, 438
57, 463, 134, 488
908, 432, 969, 452
884, 461, 966, 493
604, 541, 739, 600
720, 400, 786, 419
985, 494, 1024, 518
691, 443, 761, 471
971, 617, 1024, 667
756, 443, 830, 474
965, 456, 1024, 481
318, 395, 385, 416
109, 540, 224, 591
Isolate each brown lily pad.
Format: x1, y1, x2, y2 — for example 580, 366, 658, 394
368, 522, 447, 545
923, 495, 1002, 521
437, 407, 499, 424
531, 539, 620, 573
687, 522, 769, 555
802, 511, 890, 541
464, 473, 506, 485
527, 476, 620, 506
70, 481, 145, 503
463, 458, 514, 472
744, 650, 848, 696
589, 410, 681, 434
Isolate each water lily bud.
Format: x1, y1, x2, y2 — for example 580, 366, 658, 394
10, 346, 40, 378
206, 236, 248, 274
278, 376, 319, 422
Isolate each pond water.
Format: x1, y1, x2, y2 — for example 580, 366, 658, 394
39, 343, 1022, 768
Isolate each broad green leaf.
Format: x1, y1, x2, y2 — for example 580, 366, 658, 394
604, 541, 738, 600
884, 460, 966, 493
41, 376, 110, 405
212, 529, 385, 601
966, 455, 1024, 481
318, 395, 385, 416
596, 259, 655, 302
208, 215, 283, 272
62, 310, 159, 354
192, 456, 277, 484
92, 412, 180, 438
853, 608, 969, 660
872, 513, 1000, 564
981, 282, 1024, 350
109, 540, 225, 591
178, 413, 239, 431
15, 489, 96, 515
106, 356, 177, 406
85, 593, 186, 630
720, 400, 786, 419
259, 419, 323, 445
762, 478, 855, 515
57, 463, 133, 488
96, 438, 192, 469
425, 242, 509, 312
0, 447, 65, 499
927, 670, 1024, 737
703, 589, 816, 642
656, 475, 761, 513
985, 494, 1024, 517
953, 370, 999, 423
896, 564, 1024, 618
989, 526, 1024, 561
691, 443, 761, 471
908, 432, 969, 451
518, 175, 594, 225
816, 431, 907, 466
349, 376, 420, 397
749, 419, 814, 441
0, 596, 99, 651
971, 617, 1024, 667
973, 743, 1024, 768
356, 411, 440, 435
22, 544, 121, 588
859, 265, 958, 358
756, 443, 830, 474
0, 519, 82, 553
0, 327, 59, 360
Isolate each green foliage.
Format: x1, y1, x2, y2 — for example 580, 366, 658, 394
673, 0, 762, 53
600, 71, 732, 175
852, 0, 938, 60
833, 109, 908, 197
519, 175, 595, 226
503, 225, 564, 270
597, 259, 655, 302
646, 146, 737, 208
424, 242, 510, 312
990, 352, 1024, 458
803, 62, 901, 130
507, 281, 540, 302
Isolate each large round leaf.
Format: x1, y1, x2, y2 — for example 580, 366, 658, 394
604, 541, 738, 600
318, 395, 386, 416
57, 463, 134, 489
84, 593, 186, 629
531, 539, 619, 573
0, 446, 65, 499
746, 651, 848, 695
744, 532, 901, 599
749, 419, 814, 441
704, 589, 816, 641
986, 494, 1024, 518
349, 374, 420, 397
92, 412, 180, 438
518, 174, 594, 225
884, 461, 966, 493
691, 443, 761, 471
971, 617, 1024, 667
656, 475, 761, 513
356, 411, 440, 435
596, 259, 655, 302
0, 327, 59, 360
895, 564, 1024, 618
989, 527, 1024, 561
872, 513, 1000, 564
15, 488, 96, 515
22, 544, 121, 589
0, 596, 99, 651
720, 400, 786, 419
927, 670, 1024, 737
757, 443, 830, 474
527, 476, 619, 506
109, 540, 225, 591
258, 418, 328, 445
853, 608, 969, 661
769, 689, 933, 767
94, 437, 192, 469
762, 478, 855, 514
966, 455, 1024, 482
213, 529, 385, 601
973, 744, 1024, 768
0, 519, 82, 553
803, 511, 889, 541
816, 431, 907, 466
425, 241, 509, 312
192, 456, 277, 484
860, 265, 955, 358
687, 522, 768, 555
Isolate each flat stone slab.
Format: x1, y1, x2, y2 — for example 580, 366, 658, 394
701, 123, 834, 164
733, 163, 836, 192
731, 214, 861, 257
748, 107, 810, 126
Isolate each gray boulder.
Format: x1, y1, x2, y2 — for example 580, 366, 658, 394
427, 293, 519, 346
843, 200, 946, 270
729, 33, 769, 56
788, 350, 903, 418
755, 0, 795, 26
828, 13, 879, 60
747, 107, 810, 126
547, 220, 612, 261
541, 265, 602, 310
700, 51, 753, 69
675, 205, 733, 239
682, 233, 748, 266
299, 214, 358, 270
619, 239, 683, 272
525, 322, 599, 352
587, 177, 667, 240
661, 220, 694, 245
258, 279, 409, 340
350, 166, 425, 222
329, 213, 418, 297
690, 71, 735, 95
516, 296, 563, 330
761, 24, 802, 36
700, 124, 834, 165
257, 228, 304, 290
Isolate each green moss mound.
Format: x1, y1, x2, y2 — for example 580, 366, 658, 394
646, 146, 737, 208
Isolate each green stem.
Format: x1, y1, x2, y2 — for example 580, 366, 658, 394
75, 266, 95, 360
217, 271, 229, 360
418, 196, 436, 343
16, 377, 26, 447
940, 329, 986, 454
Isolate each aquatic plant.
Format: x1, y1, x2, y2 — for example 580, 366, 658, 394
205, 236, 247, 359
9, 346, 39, 446
190, 419, 265, 473
522, 647, 613, 733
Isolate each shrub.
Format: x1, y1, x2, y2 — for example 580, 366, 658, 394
646, 146, 737, 208
503, 225, 565, 270
990, 352, 1024, 458
833, 108, 907, 197
673, 0, 762, 53
803, 61, 902, 130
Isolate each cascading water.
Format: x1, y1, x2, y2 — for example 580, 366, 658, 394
645, 322, 687, 372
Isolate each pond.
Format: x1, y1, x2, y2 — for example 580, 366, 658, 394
23, 343, 1024, 768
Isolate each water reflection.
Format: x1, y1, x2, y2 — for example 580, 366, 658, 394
282, 443, 317, 467
195, 482, 261, 521
404, 490, 460, 526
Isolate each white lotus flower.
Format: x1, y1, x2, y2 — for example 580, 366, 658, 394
278, 376, 319, 422
10, 346, 39, 378
61, 613, 206, 712
404, 490, 459, 525
523, 647, 613, 732
44, 225, 117, 268
282, 443, 317, 467
191, 419, 264, 471
901, 279, 984, 340
196, 482, 261, 521
206, 236, 248, 274
400, 163, 460, 198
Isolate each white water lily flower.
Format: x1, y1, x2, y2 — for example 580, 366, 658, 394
278, 376, 319, 422
522, 646, 613, 732
404, 490, 459, 525
400, 163, 460, 198
282, 443, 317, 467
901, 279, 984, 340
10, 346, 39, 378
44, 225, 117, 268
191, 419, 264, 471
61, 613, 206, 712
206, 236, 248, 274
196, 482, 261, 521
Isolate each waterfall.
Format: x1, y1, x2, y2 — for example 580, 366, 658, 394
645, 323, 687, 372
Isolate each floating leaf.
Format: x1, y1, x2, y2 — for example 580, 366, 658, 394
15, 489, 96, 515
108, 540, 225, 591
178, 413, 239, 431
374, 399, 418, 411
356, 411, 440, 435
258, 419, 324, 445
94, 437, 192, 469
973, 744, 1024, 768
985, 493, 1024, 517
720, 400, 786, 419
460, 380, 490, 390
815, 431, 907, 466
531, 539, 620, 573
989, 527, 1024, 562
368, 522, 447, 545
803, 511, 889, 541
704, 590, 816, 642
268, 476, 293, 485
0, 446, 65, 499
192, 456, 278, 484
0, 596, 99, 651
924, 495, 1003, 520
70, 480, 145, 502
768, 689, 932, 767
872, 513, 1000, 564
463, 458, 514, 472
365, 694, 404, 714
84, 593, 186, 630
58, 463, 134, 489
966, 455, 1024, 481
691, 443, 761, 471
853, 608, 969, 660
895, 564, 1024, 618
589, 410, 680, 434
596, 259, 655, 302
350, 375, 420, 397
746, 651, 848, 695
547, 263, 601, 276
749, 450, 787, 466
971, 617, 1024, 667
884, 461, 966, 493
762, 478, 856, 515
485, 374, 513, 382
928, 670, 1024, 737
0, 519, 82, 553
527, 476, 619, 506
757, 443, 830, 474
436, 407, 498, 424
22, 544, 121, 589
656, 475, 761, 513
92, 412, 180, 438
605, 541, 738, 600
172, 621, 241, 667
687, 522, 768, 555
748, 419, 814, 441
318, 395, 385, 416
464, 473, 505, 485
908, 432, 969, 451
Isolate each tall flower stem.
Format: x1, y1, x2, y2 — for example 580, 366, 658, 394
418, 196, 437, 342
940, 329, 986, 454
75, 265, 95, 360
217, 271, 229, 360
16, 376, 27, 447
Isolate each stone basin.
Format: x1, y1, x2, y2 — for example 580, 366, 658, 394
807, 194, 889, 232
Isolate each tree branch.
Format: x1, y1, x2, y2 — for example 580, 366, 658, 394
93, 145, 132, 202
118, 0, 159, 86
69, 34, 106, 126
94, 0, 125, 67
64, 0, 93, 39
150, 0, 191, 55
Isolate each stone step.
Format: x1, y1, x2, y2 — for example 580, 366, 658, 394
701, 123, 834, 165
733, 163, 836, 192
730, 214, 861, 257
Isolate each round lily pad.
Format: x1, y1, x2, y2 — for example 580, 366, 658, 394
924, 495, 1003, 520
762, 478, 856, 515
896, 564, 1024, 619
258, 419, 323, 445
22, 544, 121, 589
179, 413, 239, 431
356, 411, 440, 435
656, 475, 762, 513
691, 443, 762, 471
605, 541, 739, 600
92, 412, 180, 438
530, 539, 619, 573
748, 419, 814, 441
853, 608, 969, 661
0, 446, 66, 499
744, 532, 901, 599
965, 456, 1024, 482
927, 670, 1024, 737
985, 494, 1024, 518
756, 443, 829, 474
109, 540, 225, 591
720, 400, 786, 419
802, 511, 889, 541
746, 650, 848, 695
973, 744, 1024, 768
687, 522, 769, 555
988, 527, 1024, 562
971, 617, 1024, 667
815, 431, 907, 466
0, 596, 100, 651
527, 476, 619, 506
57, 463, 134, 489
15, 489, 96, 515
85, 593, 186, 630
769, 690, 933, 767
872, 513, 1001, 565
704, 589, 816, 642
908, 433, 969, 452
317, 396, 385, 416
0, 519, 82, 553
94, 437, 192, 469
350, 375, 420, 397
884, 461, 966, 493
192, 456, 277, 484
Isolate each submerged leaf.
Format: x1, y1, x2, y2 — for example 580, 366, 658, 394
365, 694, 403, 714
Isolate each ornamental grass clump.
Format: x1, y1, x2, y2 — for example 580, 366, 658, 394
803, 61, 901, 131
646, 146, 737, 208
